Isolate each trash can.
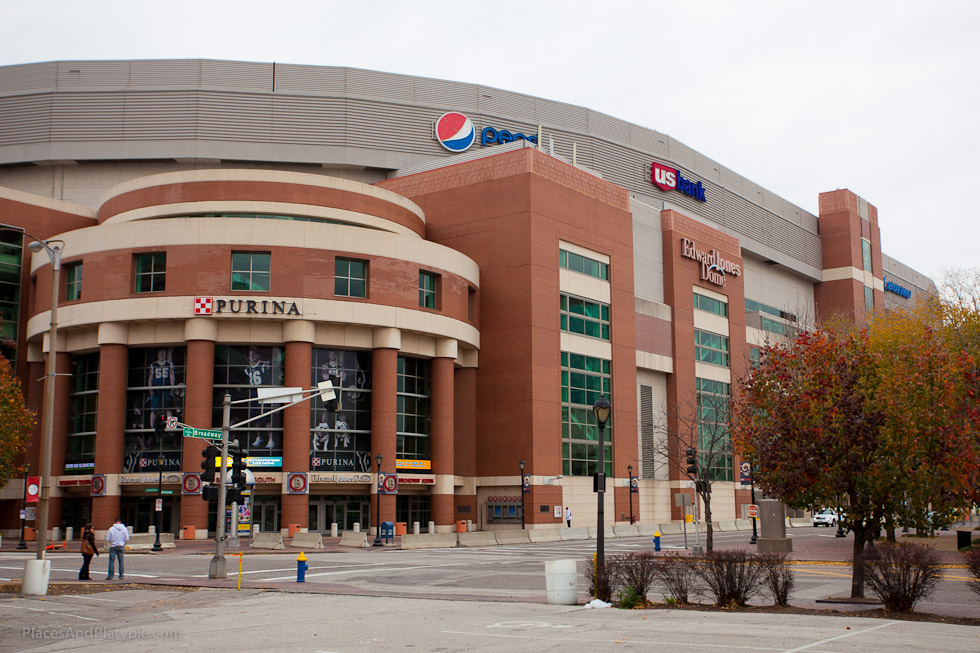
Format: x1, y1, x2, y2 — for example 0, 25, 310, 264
455, 520, 467, 533
957, 530, 973, 550
395, 522, 407, 536
181, 525, 196, 540
288, 523, 301, 538
24, 527, 36, 541
545, 559, 578, 605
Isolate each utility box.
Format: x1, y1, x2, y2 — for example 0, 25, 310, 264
757, 499, 792, 553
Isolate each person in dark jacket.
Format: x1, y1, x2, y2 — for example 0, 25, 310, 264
79, 523, 99, 580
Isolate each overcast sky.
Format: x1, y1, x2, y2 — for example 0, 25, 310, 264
4, 0, 977, 281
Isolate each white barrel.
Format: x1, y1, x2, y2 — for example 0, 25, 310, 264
330, 523, 338, 537
22, 559, 51, 596
545, 559, 579, 605
413, 521, 420, 535
428, 521, 435, 534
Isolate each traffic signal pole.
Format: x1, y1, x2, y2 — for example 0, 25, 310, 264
209, 393, 231, 580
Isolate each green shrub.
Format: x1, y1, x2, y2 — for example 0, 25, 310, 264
865, 543, 942, 612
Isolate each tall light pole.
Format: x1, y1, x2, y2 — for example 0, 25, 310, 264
152, 453, 165, 552
17, 464, 29, 550
373, 453, 383, 546
20, 235, 64, 595
593, 396, 611, 591
627, 464, 634, 525
519, 459, 526, 530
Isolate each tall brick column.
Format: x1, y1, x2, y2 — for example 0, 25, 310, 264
371, 328, 400, 535
430, 339, 456, 531
283, 322, 314, 530
92, 325, 128, 530
180, 319, 217, 535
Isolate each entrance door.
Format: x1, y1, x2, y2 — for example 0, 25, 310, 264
308, 497, 352, 533
253, 500, 279, 533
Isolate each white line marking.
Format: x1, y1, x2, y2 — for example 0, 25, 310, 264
0, 603, 100, 621
59, 594, 127, 603
779, 620, 898, 653
442, 630, 784, 650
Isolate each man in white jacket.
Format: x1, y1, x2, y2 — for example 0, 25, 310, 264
105, 518, 130, 580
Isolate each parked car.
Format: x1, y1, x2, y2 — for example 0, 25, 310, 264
812, 508, 841, 527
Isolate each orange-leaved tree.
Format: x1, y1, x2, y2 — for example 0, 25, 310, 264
0, 355, 36, 488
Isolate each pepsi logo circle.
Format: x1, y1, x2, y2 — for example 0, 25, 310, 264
435, 112, 475, 152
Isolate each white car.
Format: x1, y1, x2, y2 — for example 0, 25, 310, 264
812, 508, 841, 527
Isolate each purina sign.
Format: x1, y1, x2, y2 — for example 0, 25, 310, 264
194, 297, 301, 316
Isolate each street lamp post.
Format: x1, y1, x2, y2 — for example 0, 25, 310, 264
373, 453, 383, 547
17, 464, 29, 550
152, 453, 165, 552
519, 459, 526, 530
749, 475, 758, 544
627, 464, 634, 525
592, 396, 611, 590
18, 235, 64, 595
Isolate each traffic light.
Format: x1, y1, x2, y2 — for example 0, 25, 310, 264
230, 448, 248, 487
226, 487, 242, 505
685, 447, 698, 475
202, 484, 219, 502
154, 415, 166, 438
200, 445, 219, 484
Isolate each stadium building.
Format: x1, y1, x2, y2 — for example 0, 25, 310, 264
0, 60, 934, 539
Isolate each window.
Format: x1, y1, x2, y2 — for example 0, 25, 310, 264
397, 357, 431, 463
697, 378, 733, 481
0, 232, 23, 363
122, 347, 187, 473
560, 294, 610, 340
560, 352, 612, 477
419, 271, 438, 309
231, 252, 270, 291
134, 252, 166, 293
310, 348, 373, 472
65, 353, 98, 475
335, 258, 367, 298
749, 347, 761, 367
865, 286, 874, 311
745, 299, 796, 323
213, 345, 285, 464
694, 329, 730, 367
468, 287, 477, 321
761, 317, 797, 338
65, 262, 82, 301
693, 291, 728, 317
861, 239, 872, 272
559, 249, 609, 281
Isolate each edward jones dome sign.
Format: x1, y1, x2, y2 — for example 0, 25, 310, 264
680, 238, 741, 287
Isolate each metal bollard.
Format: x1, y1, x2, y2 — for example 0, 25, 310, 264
296, 552, 308, 582
654, 530, 662, 552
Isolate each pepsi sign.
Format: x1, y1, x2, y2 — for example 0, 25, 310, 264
435, 112, 476, 152
481, 126, 537, 147
652, 162, 707, 202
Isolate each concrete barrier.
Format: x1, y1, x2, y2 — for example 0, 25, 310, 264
458, 531, 497, 547
789, 518, 810, 528
559, 528, 590, 541
291, 532, 324, 549
718, 521, 738, 532
528, 529, 562, 543
613, 525, 639, 537
494, 530, 531, 545
339, 531, 369, 548
401, 533, 457, 550
252, 533, 285, 550
126, 533, 176, 550
657, 523, 682, 535
636, 524, 659, 537
734, 519, 753, 531
587, 526, 616, 539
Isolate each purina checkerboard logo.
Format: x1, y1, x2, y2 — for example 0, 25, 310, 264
434, 112, 475, 152
194, 297, 213, 315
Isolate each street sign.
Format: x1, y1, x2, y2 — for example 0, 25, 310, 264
183, 426, 222, 441
155, 498, 163, 512
747, 504, 759, 518
166, 416, 178, 429
144, 489, 174, 494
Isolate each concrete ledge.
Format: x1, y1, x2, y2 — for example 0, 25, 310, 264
528, 529, 562, 543
559, 528, 590, 541
401, 533, 457, 549
636, 524, 659, 537
458, 531, 497, 547
613, 525, 639, 537
757, 537, 793, 553
339, 531, 369, 548
587, 526, 616, 539
252, 533, 285, 550
789, 518, 810, 528
494, 530, 531, 545
718, 521, 738, 532
657, 523, 682, 535
734, 519, 753, 531
291, 532, 324, 549
125, 533, 175, 550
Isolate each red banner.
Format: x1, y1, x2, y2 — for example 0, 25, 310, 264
26, 476, 40, 503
